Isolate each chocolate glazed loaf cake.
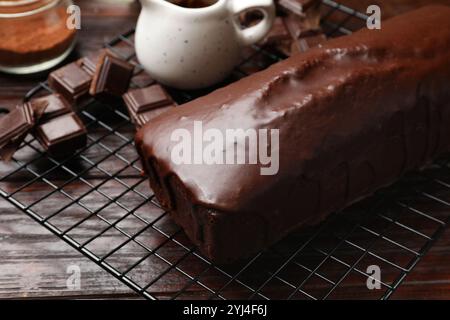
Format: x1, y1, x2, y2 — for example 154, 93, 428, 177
136, 6, 450, 263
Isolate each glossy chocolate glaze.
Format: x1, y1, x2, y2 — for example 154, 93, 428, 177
136, 6, 450, 262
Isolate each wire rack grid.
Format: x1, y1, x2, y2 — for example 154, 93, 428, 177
1, 0, 449, 300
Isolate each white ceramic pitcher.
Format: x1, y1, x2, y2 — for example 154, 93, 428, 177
135, 0, 275, 90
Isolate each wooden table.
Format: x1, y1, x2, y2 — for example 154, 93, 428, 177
0, 0, 449, 300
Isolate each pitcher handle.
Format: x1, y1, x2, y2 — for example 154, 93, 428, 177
229, 0, 276, 47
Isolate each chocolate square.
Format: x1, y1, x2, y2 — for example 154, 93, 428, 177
0, 105, 34, 148
32, 94, 72, 122
131, 71, 155, 88
123, 85, 176, 128
123, 85, 173, 114
90, 53, 134, 98
34, 113, 87, 156
48, 62, 92, 104
77, 49, 108, 76
282, 6, 322, 39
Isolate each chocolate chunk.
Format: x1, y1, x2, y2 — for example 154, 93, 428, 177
48, 62, 92, 104
0, 101, 48, 161
0, 105, 34, 149
31, 94, 72, 122
90, 53, 134, 98
131, 71, 155, 88
281, 6, 325, 56
77, 49, 109, 76
123, 85, 176, 128
123, 85, 173, 113
283, 12, 322, 39
34, 113, 87, 156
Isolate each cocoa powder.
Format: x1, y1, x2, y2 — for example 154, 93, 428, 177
0, 5, 76, 67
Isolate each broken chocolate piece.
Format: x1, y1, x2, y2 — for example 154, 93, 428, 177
31, 94, 72, 122
123, 85, 176, 128
34, 113, 87, 156
131, 71, 155, 88
0, 105, 34, 149
48, 62, 92, 104
123, 85, 173, 114
0, 100, 48, 161
77, 49, 108, 76
90, 53, 134, 98
281, 5, 325, 56
283, 11, 322, 39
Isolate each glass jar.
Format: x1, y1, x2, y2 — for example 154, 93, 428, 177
0, 0, 77, 74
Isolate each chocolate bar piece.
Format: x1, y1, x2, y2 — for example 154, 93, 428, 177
32, 94, 72, 122
123, 85, 176, 128
77, 49, 108, 76
34, 113, 87, 156
135, 6, 450, 263
0, 101, 48, 161
131, 71, 155, 88
90, 53, 134, 98
280, 6, 325, 56
283, 10, 322, 39
48, 62, 92, 104
124, 85, 173, 113
0, 105, 34, 148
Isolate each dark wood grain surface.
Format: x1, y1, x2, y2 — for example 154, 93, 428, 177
0, 0, 449, 300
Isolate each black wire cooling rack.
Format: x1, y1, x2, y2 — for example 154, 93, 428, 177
1, 0, 450, 300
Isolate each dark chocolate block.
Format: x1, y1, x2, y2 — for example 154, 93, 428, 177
48, 62, 92, 104
123, 85, 176, 128
90, 53, 134, 98
34, 113, 87, 156
123, 85, 173, 113
77, 49, 109, 76
135, 6, 450, 263
0, 101, 48, 161
0, 106, 34, 148
283, 10, 321, 39
131, 71, 155, 88
32, 94, 72, 122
